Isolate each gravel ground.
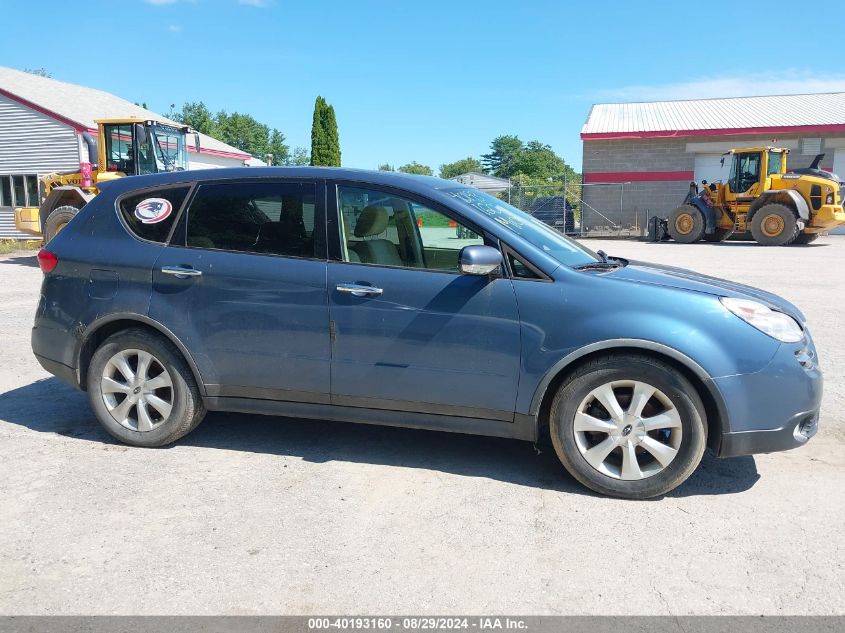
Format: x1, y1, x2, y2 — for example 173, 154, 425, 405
0, 237, 843, 615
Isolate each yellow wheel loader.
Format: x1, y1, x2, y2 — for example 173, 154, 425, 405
666, 147, 845, 246
15, 118, 197, 242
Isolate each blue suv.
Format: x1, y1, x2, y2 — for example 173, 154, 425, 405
32, 168, 822, 498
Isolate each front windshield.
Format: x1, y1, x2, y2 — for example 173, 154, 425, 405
138, 124, 188, 174
444, 187, 599, 267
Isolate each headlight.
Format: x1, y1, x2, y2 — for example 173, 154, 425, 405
720, 297, 803, 343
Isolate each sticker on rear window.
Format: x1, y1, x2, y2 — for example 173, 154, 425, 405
134, 198, 173, 224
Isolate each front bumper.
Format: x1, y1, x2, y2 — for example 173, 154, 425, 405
712, 335, 822, 458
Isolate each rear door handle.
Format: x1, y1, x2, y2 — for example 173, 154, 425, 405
336, 283, 383, 297
161, 265, 202, 278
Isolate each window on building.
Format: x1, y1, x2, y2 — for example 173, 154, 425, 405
25, 176, 40, 206
185, 181, 318, 258
12, 176, 25, 207
0, 174, 42, 207
119, 186, 190, 243
0, 177, 12, 207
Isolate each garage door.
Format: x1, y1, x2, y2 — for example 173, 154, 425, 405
694, 153, 731, 185
834, 148, 844, 178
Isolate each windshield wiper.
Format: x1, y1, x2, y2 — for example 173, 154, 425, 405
573, 249, 625, 271
573, 261, 623, 271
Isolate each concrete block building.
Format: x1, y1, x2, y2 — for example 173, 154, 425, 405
580, 92, 845, 233
0, 66, 255, 238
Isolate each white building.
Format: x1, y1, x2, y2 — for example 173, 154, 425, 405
0, 66, 254, 238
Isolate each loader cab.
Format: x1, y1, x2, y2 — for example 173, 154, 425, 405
98, 119, 190, 180
725, 147, 788, 198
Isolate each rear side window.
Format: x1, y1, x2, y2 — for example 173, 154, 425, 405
119, 186, 190, 243
185, 181, 318, 258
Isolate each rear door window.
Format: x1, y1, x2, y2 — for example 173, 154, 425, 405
184, 181, 319, 259
118, 186, 190, 243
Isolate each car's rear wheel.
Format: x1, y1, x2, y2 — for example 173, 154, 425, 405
549, 354, 706, 499
87, 329, 206, 447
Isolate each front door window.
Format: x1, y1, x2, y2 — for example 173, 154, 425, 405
337, 186, 484, 271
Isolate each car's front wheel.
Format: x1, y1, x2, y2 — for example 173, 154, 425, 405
549, 354, 706, 499
87, 328, 206, 447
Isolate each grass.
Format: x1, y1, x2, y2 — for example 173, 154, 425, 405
0, 239, 41, 254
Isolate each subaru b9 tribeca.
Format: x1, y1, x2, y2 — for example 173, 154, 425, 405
32, 168, 822, 499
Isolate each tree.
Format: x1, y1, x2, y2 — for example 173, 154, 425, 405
481, 135, 523, 176
398, 162, 433, 176
310, 96, 341, 166
172, 101, 218, 136
509, 141, 567, 180
286, 146, 310, 166
378, 163, 395, 171
267, 129, 290, 166
439, 157, 483, 179
216, 111, 270, 157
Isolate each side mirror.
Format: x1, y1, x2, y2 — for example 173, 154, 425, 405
459, 245, 502, 276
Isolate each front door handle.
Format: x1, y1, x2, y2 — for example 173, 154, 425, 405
161, 265, 202, 278
336, 283, 383, 297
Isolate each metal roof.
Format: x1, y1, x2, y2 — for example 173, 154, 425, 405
0, 66, 251, 159
449, 171, 510, 192
582, 92, 845, 139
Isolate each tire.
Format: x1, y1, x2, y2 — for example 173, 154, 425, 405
44, 205, 79, 243
703, 227, 734, 242
549, 354, 707, 499
792, 232, 820, 245
667, 205, 705, 243
87, 328, 206, 447
750, 203, 799, 246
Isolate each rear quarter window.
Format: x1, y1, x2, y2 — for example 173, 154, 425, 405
118, 186, 190, 243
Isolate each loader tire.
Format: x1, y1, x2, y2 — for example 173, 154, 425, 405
750, 204, 799, 246
667, 205, 705, 243
44, 205, 80, 243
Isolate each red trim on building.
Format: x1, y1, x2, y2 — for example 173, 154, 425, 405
189, 146, 252, 160
0, 87, 89, 131
583, 170, 694, 184
581, 123, 845, 141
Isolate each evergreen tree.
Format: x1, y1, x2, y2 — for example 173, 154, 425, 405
311, 96, 341, 166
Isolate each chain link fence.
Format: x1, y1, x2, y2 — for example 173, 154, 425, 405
495, 181, 665, 239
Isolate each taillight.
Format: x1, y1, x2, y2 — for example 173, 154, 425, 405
37, 249, 58, 273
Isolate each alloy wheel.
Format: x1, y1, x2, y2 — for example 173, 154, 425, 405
100, 348, 174, 432
573, 380, 683, 480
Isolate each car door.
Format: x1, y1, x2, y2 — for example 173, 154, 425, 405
149, 178, 331, 404
326, 182, 521, 422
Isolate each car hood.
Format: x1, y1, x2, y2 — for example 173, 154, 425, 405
607, 259, 806, 322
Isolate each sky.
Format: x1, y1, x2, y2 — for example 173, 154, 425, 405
2, 0, 844, 172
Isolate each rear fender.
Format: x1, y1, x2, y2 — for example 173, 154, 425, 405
749, 190, 809, 221
39, 186, 96, 229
